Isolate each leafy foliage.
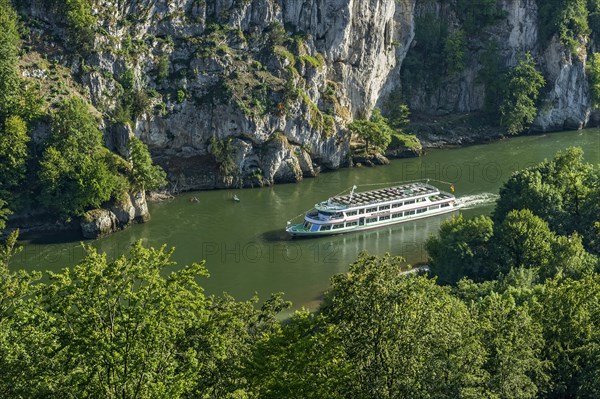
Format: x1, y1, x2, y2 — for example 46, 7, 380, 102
537, 0, 590, 51
209, 136, 237, 176
0, 0, 20, 119
41, 243, 208, 398
588, 52, 600, 109
321, 252, 488, 398
444, 29, 467, 76
0, 116, 30, 193
499, 53, 545, 134
0, 199, 10, 232
129, 136, 167, 191
494, 147, 599, 253
479, 40, 506, 119
39, 98, 128, 216
348, 108, 393, 153
65, 0, 96, 53
426, 214, 494, 284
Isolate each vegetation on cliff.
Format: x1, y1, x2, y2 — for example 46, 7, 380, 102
498, 53, 545, 134
0, 0, 165, 226
0, 149, 598, 398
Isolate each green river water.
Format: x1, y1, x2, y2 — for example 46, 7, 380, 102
14, 130, 600, 310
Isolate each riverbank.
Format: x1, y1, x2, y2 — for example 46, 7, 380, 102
13, 129, 599, 310
6, 126, 594, 238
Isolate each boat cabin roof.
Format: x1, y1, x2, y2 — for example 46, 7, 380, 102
316, 183, 442, 212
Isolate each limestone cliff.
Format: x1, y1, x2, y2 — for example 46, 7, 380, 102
16, 0, 596, 192
399, 0, 592, 132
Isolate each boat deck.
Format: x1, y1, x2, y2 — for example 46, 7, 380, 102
330, 183, 439, 208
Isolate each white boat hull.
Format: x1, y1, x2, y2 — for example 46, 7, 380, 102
287, 205, 460, 237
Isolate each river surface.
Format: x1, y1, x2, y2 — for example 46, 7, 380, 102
14, 130, 600, 310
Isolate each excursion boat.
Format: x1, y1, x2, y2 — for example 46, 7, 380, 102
286, 182, 460, 237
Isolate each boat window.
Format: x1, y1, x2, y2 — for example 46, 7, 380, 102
320, 225, 332, 231
366, 218, 377, 223
416, 208, 427, 214
346, 211, 358, 216
392, 213, 402, 218
347, 221, 358, 227
392, 202, 401, 208
359, 209, 365, 214
333, 224, 344, 229
405, 200, 415, 205
379, 215, 390, 221
366, 207, 378, 213
405, 210, 415, 216
429, 205, 440, 211
379, 205, 390, 210
441, 203, 450, 208
417, 198, 425, 202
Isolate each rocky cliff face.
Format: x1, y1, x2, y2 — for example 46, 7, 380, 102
18, 0, 594, 192
399, 0, 592, 132
69, 0, 405, 191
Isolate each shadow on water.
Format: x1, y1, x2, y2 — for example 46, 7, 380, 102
260, 229, 294, 243
20, 229, 84, 246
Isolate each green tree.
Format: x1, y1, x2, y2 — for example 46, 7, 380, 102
426, 215, 495, 284
321, 252, 488, 398
537, 273, 600, 398
185, 292, 291, 398
209, 136, 237, 176
348, 108, 393, 153
444, 29, 467, 76
588, 53, 600, 109
0, 115, 30, 193
65, 0, 96, 53
0, 231, 55, 399
0, 0, 21, 119
499, 53, 545, 134
537, 0, 589, 51
383, 89, 411, 129
491, 209, 556, 276
41, 242, 209, 398
479, 40, 506, 119
494, 147, 599, 253
129, 136, 167, 191
477, 292, 548, 398
39, 98, 127, 216
0, 199, 9, 232
248, 310, 349, 399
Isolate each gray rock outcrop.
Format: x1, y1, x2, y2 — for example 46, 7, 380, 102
82, 191, 150, 239
81, 209, 119, 239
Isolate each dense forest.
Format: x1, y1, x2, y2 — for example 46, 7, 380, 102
1, 149, 598, 397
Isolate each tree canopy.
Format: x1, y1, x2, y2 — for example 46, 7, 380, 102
348, 108, 394, 153
0, 0, 21, 119
129, 136, 167, 191
38, 98, 128, 216
499, 53, 545, 134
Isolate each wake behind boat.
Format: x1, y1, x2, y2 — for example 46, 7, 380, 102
286, 182, 460, 237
